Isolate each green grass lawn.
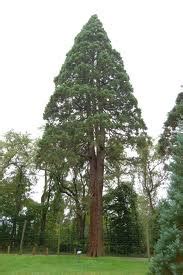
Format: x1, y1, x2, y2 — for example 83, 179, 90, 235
0, 254, 149, 274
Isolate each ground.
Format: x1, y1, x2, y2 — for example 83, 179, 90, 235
0, 255, 148, 274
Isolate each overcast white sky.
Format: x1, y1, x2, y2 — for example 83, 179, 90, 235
0, 0, 183, 140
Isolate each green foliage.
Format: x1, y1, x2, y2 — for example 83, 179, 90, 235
0, 16, 148, 256
104, 183, 142, 255
137, 195, 160, 256
159, 92, 183, 156
136, 136, 167, 257
137, 136, 166, 210
0, 131, 37, 245
43, 14, 145, 166
150, 134, 183, 274
0, 131, 36, 216
41, 15, 146, 255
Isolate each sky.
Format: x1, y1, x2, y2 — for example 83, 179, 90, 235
0, 0, 183, 140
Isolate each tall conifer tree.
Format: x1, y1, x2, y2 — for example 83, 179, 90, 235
43, 15, 145, 256
150, 133, 183, 274
159, 92, 183, 156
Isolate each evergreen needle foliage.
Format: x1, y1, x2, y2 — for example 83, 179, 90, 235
159, 92, 183, 156
150, 134, 183, 274
42, 14, 145, 256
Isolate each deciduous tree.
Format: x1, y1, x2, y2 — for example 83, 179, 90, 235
0, 131, 36, 244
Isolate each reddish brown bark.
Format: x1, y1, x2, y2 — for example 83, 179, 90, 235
176, 253, 183, 264
87, 144, 104, 257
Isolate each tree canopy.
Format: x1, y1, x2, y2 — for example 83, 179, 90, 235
150, 133, 183, 274
159, 92, 183, 156
42, 14, 146, 256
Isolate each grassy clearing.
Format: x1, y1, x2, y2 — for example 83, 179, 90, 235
0, 254, 148, 274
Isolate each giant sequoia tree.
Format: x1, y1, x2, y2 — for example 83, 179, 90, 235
43, 15, 145, 256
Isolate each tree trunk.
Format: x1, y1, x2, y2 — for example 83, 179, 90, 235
39, 208, 47, 246
10, 218, 17, 245
87, 145, 104, 257
145, 222, 150, 260
19, 219, 27, 254
57, 221, 61, 255
10, 168, 23, 245
39, 168, 51, 246
76, 212, 86, 241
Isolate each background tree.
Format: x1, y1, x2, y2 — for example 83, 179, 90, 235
43, 14, 145, 256
159, 92, 183, 157
0, 131, 36, 245
137, 137, 166, 211
150, 133, 183, 274
37, 133, 89, 246
15, 198, 41, 248
136, 136, 167, 256
38, 168, 53, 246
104, 182, 142, 255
